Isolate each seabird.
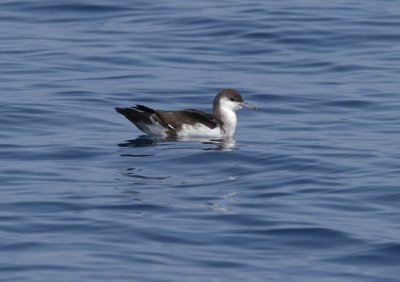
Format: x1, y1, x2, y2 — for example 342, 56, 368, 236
115, 88, 256, 138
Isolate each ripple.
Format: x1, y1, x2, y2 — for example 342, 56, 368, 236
330, 243, 400, 266
322, 99, 377, 109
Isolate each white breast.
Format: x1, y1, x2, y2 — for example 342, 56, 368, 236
219, 109, 237, 137
217, 97, 239, 137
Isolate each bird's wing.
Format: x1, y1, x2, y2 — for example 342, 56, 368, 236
155, 109, 220, 130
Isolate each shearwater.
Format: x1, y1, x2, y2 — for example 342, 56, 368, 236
115, 89, 256, 138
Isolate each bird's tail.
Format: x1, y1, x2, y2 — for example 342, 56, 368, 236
115, 107, 152, 127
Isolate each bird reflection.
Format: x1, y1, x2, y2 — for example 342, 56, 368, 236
118, 136, 161, 148
118, 135, 236, 151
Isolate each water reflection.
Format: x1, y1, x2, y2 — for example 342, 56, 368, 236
118, 135, 236, 151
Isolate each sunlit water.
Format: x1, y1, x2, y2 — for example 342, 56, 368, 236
1, 1, 400, 281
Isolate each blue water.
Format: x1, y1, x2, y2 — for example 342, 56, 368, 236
1, 0, 400, 281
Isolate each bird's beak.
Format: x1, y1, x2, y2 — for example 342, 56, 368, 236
241, 101, 257, 110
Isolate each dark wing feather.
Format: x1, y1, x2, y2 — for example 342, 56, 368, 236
115, 106, 172, 134
115, 107, 151, 125
134, 104, 156, 114
155, 109, 219, 130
